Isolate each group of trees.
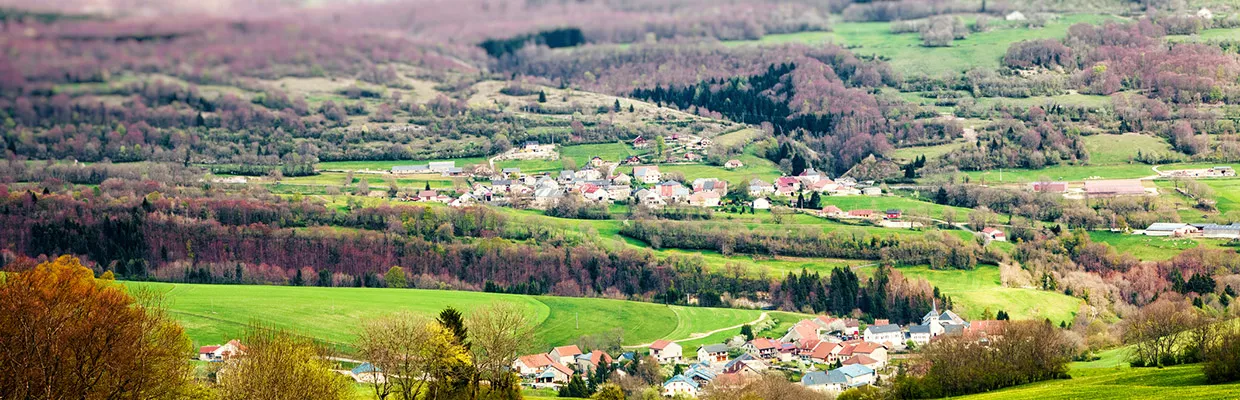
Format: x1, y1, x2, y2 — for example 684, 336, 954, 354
894, 320, 1076, 398
772, 266, 947, 325
620, 219, 996, 270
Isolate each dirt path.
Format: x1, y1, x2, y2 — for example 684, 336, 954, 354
622, 311, 769, 349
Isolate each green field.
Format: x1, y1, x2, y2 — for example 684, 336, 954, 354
959, 362, 1240, 399
318, 157, 488, 171
1088, 231, 1231, 261
1083, 134, 1180, 165
729, 14, 1122, 76
819, 194, 975, 221
124, 282, 769, 352
858, 265, 1083, 325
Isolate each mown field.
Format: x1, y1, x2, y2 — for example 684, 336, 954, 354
124, 282, 768, 352
1089, 231, 1232, 261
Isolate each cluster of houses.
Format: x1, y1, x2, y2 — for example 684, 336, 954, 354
513, 345, 615, 387
1140, 222, 1240, 239
747, 168, 879, 199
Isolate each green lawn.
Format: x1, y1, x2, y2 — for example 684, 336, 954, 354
124, 282, 769, 353
958, 163, 1156, 184
857, 265, 1083, 325
559, 142, 648, 167
819, 194, 974, 221
727, 14, 1122, 77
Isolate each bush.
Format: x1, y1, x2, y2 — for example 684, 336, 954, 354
1204, 326, 1240, 383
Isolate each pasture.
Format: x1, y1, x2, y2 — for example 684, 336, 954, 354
958, 363, 1240, 400
124, 282, 770, 352
1082, 134, 1180, 165
1088, 231, 1230, 261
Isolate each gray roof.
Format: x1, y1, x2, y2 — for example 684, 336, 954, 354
801, 371, 834, 386
837, 364, 875, 378
502, 168, 520, 173
699, 344, 729, 354
867, 324, 902, 334
908, 324, 931, 334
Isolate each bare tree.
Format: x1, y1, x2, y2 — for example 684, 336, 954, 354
218, 326, 354, 400
1124, 299, 1197, 367
357, 313, 471, 400
468, 302, 536, 399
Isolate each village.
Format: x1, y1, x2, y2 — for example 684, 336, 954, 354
499, 303, 994, 397
188, 304, 997, 398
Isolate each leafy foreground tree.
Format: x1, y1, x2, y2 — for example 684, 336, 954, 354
700, 373, 829, 400
0, 255, 197, 399
217, 327, 355, 400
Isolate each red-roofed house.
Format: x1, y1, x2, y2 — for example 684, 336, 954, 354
650, 340, 683, 364
843, 354, 881, 370
537, 362, 574, 384
820, 205, 844, 217
981, 227, 1006, 241
743, 338, 780, 359
514, 353, 556, 376
804, 342, 841, 364
1031, 181, 1068, 193
550, 345, 583, 365
847, 209, 876, 219
199, 340, 246, 361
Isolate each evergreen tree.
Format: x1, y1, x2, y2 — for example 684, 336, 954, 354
808, 192, 822, 209
558, 375, 590, 397
538, 90, 547, 103
425, 181, 431, 191
614, 99, 622, 112
628, 104, 635, 113
740, 324, 755, 341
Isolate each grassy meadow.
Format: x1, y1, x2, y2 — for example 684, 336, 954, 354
124, 281, 769, 352
855, 265, 1082, 325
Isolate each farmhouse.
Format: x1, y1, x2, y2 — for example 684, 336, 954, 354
820, 205, 843, 217
1142, 223, 1198, 237
981, 227, 1007, 241
724, 159, 744, 169
512, 353, 555, 376
697, 344, 730, 365
632, 136, 650, 149
908, 324, 933, 346
535, 362, 574, 384
847, 209, 876, 219
1083, 179, 1147, 197
650, 340, 683, 364
692, 178, 728, 195
884, 209, 902, 219
612, 173, 632, 185
801, 364, 876, 393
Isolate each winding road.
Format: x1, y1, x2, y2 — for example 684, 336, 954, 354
622, 311, 769, 349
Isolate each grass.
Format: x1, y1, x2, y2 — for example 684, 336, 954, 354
857, 265, 1083, 325
317, 157, 488, 171
1082, 134, 1180, 165
559, 142, 647, 168
123, 281, 769, 352
818, 194, 974, 221
957, 163, 1157, 184
727, 14, 1122, 77
890, 141, 971, 162
958, 362, 1240, 400
1088, 231, 1231, 261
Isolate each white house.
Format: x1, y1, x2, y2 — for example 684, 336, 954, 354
862, 324, 903, 348
743, 338, 779, 359
663, 375, 700, 397
752, 197, 771, 210
802, 365, 876, 393
612, 173, 632, 185
198, 339, 246, 361
981, 227, 1007, 241
633, 166, 661, 184
688, 191, 721, 207
1198, 7, 1213, 19
514, 353, 555, 376
549, 345, 583, 366
1006, 11, 1026, 21
697, 344, 730, 366
650, 340, 683, 364
748, 179, 775, 196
